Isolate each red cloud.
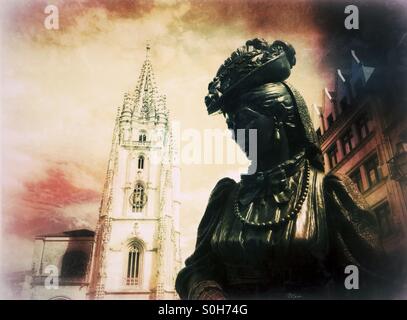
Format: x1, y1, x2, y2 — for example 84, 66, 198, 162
5, 167, 100, 238
7, 0, 319, 39
23, 168, 100, 207
184, 0, 318, 35
6, 0, 155, 37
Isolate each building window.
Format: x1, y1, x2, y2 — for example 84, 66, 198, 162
374, 201, 393, 237
138, 155, 144, 169
61, 251, 88, 278
327, 114, 334, 129
126, 246, 141, 286
341, 129, 354, 155
130, 183, 147, 212
340, 98, 350, 114
349, 168, 363, 192
396, 141, 407, 154
138, 132, 147, 142
365, 153, 381, 188
327, 144, 338, 169
356, 113, 371, 140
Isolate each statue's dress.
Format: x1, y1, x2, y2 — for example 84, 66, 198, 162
175, 157, 390, 299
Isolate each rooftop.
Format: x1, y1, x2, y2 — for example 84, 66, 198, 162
36, 229, 95, 238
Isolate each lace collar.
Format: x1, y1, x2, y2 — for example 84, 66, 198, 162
239, 152, 306, 205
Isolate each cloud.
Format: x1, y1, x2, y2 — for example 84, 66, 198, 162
3, 166, 100, 240
1, 235, 34, 273
3, 0, 155, 36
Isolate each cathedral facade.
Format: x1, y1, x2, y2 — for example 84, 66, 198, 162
25, 47, 182, 300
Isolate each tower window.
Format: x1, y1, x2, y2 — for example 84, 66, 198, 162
138, 132, 147, 142
138, 155, 145, 169
126, 246, 141, 286
130, 183, 147, 212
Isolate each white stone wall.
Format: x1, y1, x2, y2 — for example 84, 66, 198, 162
31, 285, 89, 300
103, 219, 158, 293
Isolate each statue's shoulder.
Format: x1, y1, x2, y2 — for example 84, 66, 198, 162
322, 171, 355, 191
196, 178, 237, 239
322, 172, 370, 211
208, 177, 237, 204
322, 172, 340, 188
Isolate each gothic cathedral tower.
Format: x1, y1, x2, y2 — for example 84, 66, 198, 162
89, 46, 181, 299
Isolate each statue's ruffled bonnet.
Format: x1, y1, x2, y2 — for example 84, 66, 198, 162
204, 38, 324, 171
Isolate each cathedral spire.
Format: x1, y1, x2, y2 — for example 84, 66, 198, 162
88, 44, 179, 300
132, 42, 159, 120
145, 41, 151, 59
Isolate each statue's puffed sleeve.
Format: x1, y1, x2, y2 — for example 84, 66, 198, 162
175, 178, 236, 300
323, 173, 400, 298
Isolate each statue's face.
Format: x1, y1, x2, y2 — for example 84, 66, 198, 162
226, 91, 297, 157
224, 83, 302, 161
225, 104, 279, 158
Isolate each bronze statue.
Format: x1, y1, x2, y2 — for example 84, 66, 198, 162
176, 38, 396, 299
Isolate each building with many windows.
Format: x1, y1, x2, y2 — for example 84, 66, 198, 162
316, 49, 407, 253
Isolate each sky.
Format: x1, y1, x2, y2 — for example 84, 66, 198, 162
0, 0, 348, 294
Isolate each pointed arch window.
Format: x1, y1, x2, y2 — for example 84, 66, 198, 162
138, 155, 145, 169
126, 243, 142, 286
138, 131, 147, 142
130, 183, 147, 212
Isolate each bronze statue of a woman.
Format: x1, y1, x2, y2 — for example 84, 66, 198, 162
176, 38, 396, 299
